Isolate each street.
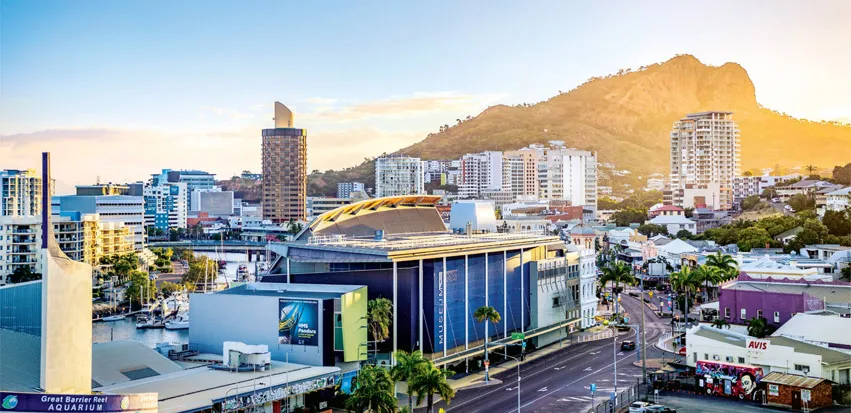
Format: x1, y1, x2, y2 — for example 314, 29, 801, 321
432, 292, 669, 413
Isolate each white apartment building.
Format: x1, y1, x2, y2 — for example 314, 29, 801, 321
577, 245, 599, 329
53, 195, 147, 250
670, 112, 740, 210
460, 151, 504, 199
1, 169, 43, 217
504, 145, 545, 198
538, 142, 597, 209
336, 182, 365, 199
307, 197, 352, 218
0, 215, 42, 282
733, 175, 762, 207
191, 189, 234, 216
822, 187, 850, 216
375, 156, 425, 197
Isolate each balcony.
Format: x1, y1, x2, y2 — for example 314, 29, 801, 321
10, 257, 37, 264
10, 236, 36, 244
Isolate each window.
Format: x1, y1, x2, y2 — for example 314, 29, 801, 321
725, 307, 731, 318
726, 356, 734, 362
704, 353, 709, 361
693, 352, 698, 363
741, 308, 747, 320
757, 310, 763, 319
738, 357, 746, 364
795, 364, 810, 373
774, 311, 780, 323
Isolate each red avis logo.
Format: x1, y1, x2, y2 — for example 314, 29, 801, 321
747, 340, 768, 350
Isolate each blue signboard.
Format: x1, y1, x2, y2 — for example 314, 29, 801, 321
279, 298, 319, 346
0, 392, 157, 412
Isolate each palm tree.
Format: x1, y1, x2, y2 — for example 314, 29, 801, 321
599, 261, 636, 316
711, 319, 731, 330
805, 164, 818, 176
691, 265, 723, 303
409, 366, 456, 413
392, 350, 429, 413
747, 317, 768, 338
345, 364, 397, 413
473, 306, 501, 382
669, 266, 699, 323
368, 298, 393, 357
706, 252, 739, 283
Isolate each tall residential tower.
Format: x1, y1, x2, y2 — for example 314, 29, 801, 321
262, 102, 308, 222
669, 111, 740, 210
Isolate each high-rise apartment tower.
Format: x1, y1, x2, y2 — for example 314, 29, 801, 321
262, 102, 307, 222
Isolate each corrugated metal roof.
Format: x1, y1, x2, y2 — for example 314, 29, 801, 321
761, 371, 827, 389
0, 329, 41, 391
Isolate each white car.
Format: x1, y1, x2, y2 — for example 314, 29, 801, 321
784, 204, 792, 210
629, 401, 654, 412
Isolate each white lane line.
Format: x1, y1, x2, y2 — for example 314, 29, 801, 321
518, 352, 639, 410
583, 367, 593, 371
538, 387, 548, 392
446, 339, 617, 411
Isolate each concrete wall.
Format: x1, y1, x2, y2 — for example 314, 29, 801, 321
190, 293, 325, 366
40, 244, 93, 393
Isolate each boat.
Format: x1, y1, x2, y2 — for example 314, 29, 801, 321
237, 264, 249, 281
136, 316, 165, 329
102, 314, 127, 321
165, 313, 189, 330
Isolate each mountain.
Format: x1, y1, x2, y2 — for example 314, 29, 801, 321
398, 55, 850, 176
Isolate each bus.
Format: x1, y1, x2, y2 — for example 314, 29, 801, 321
695, 360, 764, 400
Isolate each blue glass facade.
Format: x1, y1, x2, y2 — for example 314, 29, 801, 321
0, 281, 42, 335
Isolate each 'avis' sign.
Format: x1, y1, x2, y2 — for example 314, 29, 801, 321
746, 338, 770, 352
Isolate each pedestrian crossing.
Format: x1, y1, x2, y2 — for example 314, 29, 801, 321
557, 396, 593, 402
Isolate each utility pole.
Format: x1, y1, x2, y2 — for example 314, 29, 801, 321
640, 268, 647, 384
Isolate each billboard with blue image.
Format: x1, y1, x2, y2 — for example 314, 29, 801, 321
278, 298, 319, 346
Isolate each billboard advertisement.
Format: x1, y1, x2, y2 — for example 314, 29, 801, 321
278, 298, 319, 346
0, 392, 157, 412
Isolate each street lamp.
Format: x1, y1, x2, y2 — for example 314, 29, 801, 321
504, 354, 522, 413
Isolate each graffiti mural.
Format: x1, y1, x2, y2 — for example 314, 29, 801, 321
696, 361, 764, 400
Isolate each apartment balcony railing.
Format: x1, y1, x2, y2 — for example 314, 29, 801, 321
10, 228, 35, 234
11, 237, 36, 244
10, 257, 37, 264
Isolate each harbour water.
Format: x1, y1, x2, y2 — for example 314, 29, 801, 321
92, 251, 267, 347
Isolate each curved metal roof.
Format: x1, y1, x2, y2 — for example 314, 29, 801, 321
295, 195, 445, 240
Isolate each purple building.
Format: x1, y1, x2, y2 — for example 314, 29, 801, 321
718, 274, 851, 328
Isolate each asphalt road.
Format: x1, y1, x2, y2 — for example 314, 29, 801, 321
432, 293, 670, 413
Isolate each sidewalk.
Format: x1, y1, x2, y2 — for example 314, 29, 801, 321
396, 327, 619, 409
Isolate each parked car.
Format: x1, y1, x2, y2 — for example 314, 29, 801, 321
771, 197, 780, 203
645, 405, 676, 413
621, 340, 636, 351
629, 401, 654, 412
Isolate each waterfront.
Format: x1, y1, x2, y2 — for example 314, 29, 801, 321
92, 251, 269, 347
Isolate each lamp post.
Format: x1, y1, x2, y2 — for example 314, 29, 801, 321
504, 354, 522, 413
640, 269, 647, 384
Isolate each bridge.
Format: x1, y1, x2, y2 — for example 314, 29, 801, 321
146, 240, 276, 259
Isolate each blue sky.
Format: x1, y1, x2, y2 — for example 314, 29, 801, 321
2, 1, 849, 192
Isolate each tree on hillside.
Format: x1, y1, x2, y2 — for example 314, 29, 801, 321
761, 187, 778, 199
788, 194, 814, 212
611, 208, 647, 227
742, 195, 761, 211
832, 163, 851, 185
737, 227, 772, 252
637, 224, 668, 237
823, 210, 851, 236
675, 229, 692, 240
805, 165, 818, 176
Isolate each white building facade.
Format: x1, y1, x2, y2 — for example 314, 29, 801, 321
733, 175, 762, 207
578, 246, 598, 329
0, 215, 42, 282
460, 151, 504, 199
53, 195, 147, 251
375, 156, 425, 197
1, 169, 43, 217
670, 111, 740, 210
336, 182, 365, 199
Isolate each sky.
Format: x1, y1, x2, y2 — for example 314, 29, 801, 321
2, 1, 849, 194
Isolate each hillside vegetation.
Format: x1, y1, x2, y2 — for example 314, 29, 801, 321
310, 54, 851, 194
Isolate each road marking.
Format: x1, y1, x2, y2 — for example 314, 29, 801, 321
617, 352, 624, 356
519, 352, 640, 410
538, 387, 548, 392
589, 351, 600, 355
506, 387, 516, 391
583, 367, 592, 371
558, 396, 592, 402
445, 339, 622, 412
554, 366, 566, 371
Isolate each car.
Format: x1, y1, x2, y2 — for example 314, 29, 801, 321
678, 346, 687, 356
621, 340, 636, 351
628, 401, 654, 412
772, 197, 780, 203
645, 405, 676, 413
784, 204, 792, 210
